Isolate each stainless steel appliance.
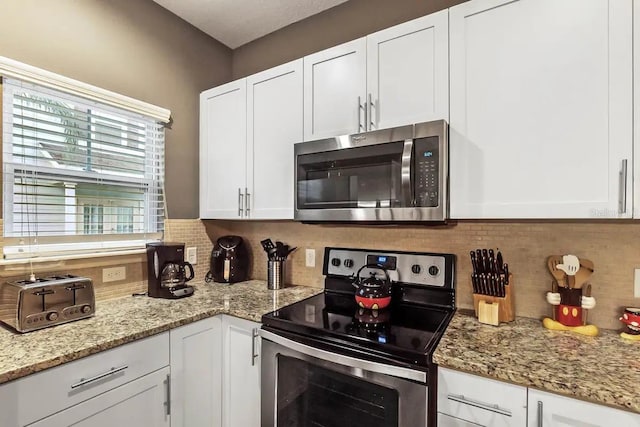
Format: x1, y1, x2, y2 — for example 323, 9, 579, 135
205, 235, 249, 284
261, 247, 456, 427
294, 120, 448, 222
0, 274, 95, 333
146, 242, 195, 299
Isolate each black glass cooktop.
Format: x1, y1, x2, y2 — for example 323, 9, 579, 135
262, 291, 453, 367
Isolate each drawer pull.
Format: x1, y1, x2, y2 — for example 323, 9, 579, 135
71, 365, 128, 389
447, 394, 512, 417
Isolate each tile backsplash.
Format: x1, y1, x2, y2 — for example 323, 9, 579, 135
1, 215, 636, 331
204, 219, 640, 330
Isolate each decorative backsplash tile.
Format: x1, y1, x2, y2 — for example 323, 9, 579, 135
204, 219, 640, 330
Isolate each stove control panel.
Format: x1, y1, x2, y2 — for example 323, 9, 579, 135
325, 248, 449, 287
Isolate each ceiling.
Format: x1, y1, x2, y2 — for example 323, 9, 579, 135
153, 0, 349, 49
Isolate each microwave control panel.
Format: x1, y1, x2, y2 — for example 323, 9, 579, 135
414, 136, 439, 207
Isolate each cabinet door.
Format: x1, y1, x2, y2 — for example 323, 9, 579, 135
247, 59, 303, 219
200, 80, 247, 219
634, 0, 640, 218
170, 317, 222, 427
27, 367, 170, 427
438, 367, 527, 427
528, 389, 640, 426
303, 38, 367, 140
449, 0, 632, 219
222, 315, 261, 427
367, 10, 449, 130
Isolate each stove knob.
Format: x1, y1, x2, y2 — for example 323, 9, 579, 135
47, 312, 59, 321
81, 305, 92, 314
411, 264, 421, 274
344, 259, 354, 268
428, 265, 440, 276
331, 258, 341, 267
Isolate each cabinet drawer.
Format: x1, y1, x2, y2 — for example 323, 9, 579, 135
438, 367, 527, 426
11, 332, 169, 426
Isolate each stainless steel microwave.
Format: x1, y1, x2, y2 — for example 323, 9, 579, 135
294, 120, 448, 222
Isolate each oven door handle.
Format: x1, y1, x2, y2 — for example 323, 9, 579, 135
259, 329, 426, 383
401, 138, 414, 207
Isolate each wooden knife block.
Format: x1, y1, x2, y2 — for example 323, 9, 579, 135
473, 274, 515, 325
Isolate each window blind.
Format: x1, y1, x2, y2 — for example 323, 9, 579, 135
2, 78, 165, 259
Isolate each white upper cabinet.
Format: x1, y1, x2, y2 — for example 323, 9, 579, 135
303, 38, 367, 140
367, 10, 449, 130
303, 10, 449, 140
200, 80, 247, 219
634, 0, 640, 219
247, 60, 303, 219
200, 60, 303, 220
449, 0, 633, 219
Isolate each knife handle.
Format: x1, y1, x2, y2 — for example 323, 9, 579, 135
470, 251, 478, 273
503, 264, 509, 285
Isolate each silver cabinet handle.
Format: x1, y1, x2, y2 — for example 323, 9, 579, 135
251, 327, 259, 366
70, 365, 128, 389
357, 96, 365, 132
245, 187, 251, 217
238, 188, 244, 217
537, 400, 543, 427
619, 159, 628, 214
368, 93, 375, 130
165, 373, 171, 416
446, 394, 512, 417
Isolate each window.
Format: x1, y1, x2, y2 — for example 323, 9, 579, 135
2, 77, 166, 259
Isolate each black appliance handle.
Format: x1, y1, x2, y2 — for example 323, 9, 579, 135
182, 262, 194, 282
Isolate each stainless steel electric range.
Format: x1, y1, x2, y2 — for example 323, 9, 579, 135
260, 247, 456, 427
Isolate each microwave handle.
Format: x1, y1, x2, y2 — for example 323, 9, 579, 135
401, 139, 414, 206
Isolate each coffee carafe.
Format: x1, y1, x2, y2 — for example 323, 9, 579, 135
146, 242, 195, 299
161, 261, 194, 287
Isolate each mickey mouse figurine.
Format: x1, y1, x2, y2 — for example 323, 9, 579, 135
543, 254, 598, 336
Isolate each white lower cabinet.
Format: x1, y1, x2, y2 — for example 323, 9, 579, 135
438, 367, 528, 426
439, 367, 640, 427
27, 367, 170, 427
528, 389, 640, 427
170, 316, 223, 427
0, 332, 170, 426
221, 315, 261, 427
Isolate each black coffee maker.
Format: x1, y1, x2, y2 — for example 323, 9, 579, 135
146, 242, 195, 299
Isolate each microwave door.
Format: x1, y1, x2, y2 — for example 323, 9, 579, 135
401, 139, 414, 207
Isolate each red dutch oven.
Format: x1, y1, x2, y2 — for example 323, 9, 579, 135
352, 264, 392, 310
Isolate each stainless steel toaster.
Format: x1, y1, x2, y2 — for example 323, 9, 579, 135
0, 274, 95, 333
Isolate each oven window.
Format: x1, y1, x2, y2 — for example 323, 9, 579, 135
296, 141, 405, 210
276, 355, 399, 427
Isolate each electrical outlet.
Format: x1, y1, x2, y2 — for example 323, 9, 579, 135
634, 269, 640, 298
103, 266, 126, 283
305, 249, 316, 268
186, 247, 197, 265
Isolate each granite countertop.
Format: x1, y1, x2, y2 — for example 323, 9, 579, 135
433, 311, 640, 414
0, 280, 320, 385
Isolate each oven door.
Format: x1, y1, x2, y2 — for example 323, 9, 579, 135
260, 329, 428, 427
